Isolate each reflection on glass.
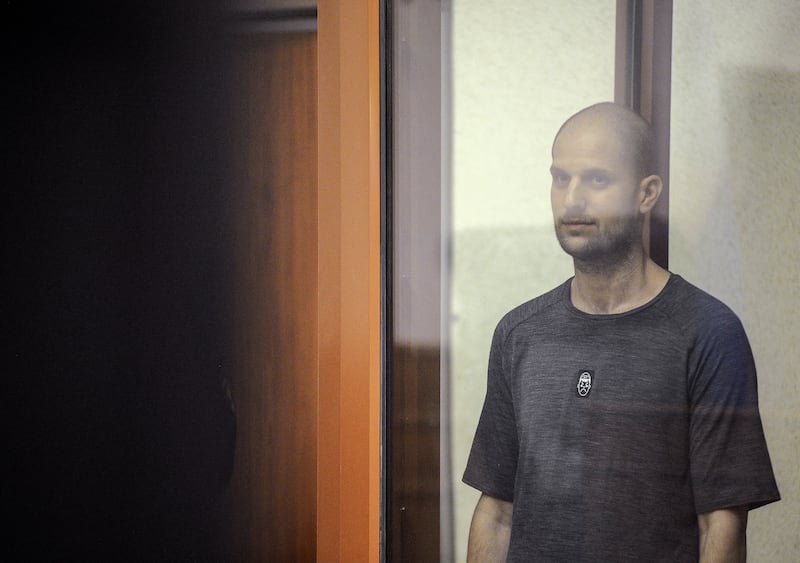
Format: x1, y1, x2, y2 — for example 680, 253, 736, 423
449, 2, 616, 560
389, 1, 443, 562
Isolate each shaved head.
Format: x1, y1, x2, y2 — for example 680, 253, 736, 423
549, 102, 664, 266
553, 102, 656, 180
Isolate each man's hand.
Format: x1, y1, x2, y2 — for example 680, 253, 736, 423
698, 506, 748, 563
467, 493, 513, 562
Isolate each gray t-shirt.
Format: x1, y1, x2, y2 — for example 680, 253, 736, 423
463, 274, 780, 562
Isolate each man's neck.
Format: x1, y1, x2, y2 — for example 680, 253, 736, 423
570, 252, 670, 315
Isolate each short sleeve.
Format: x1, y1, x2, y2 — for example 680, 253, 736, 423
687, 309, 780, 514
462, 322, 519, 502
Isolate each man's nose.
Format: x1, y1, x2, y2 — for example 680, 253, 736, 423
563, 178, 585, 210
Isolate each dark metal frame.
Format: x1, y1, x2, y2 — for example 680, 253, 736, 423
616, 0, 673, 268
379, 0, 393, 559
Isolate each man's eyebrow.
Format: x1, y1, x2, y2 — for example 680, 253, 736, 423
549, 166, 614, 176
582, 168, 613, 177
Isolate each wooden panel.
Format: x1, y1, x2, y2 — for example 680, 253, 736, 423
317, 1, 382, 561
390, 345, 441, 562
227, 32, 318, 562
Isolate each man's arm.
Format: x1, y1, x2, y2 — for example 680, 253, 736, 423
467, 493, 513, 562
698, 506, 748, 563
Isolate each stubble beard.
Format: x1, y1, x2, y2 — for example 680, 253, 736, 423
555, 214, 643, 272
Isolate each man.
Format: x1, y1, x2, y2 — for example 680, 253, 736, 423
463, 102, 780, 562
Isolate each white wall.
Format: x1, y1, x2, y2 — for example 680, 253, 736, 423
450, 2, 616, 560
670, 2, 800, 560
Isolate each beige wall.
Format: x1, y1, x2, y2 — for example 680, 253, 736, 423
670, 1, 800, 560
450, 2, 616, 560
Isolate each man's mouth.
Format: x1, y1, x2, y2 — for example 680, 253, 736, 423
560, 217, 594, 226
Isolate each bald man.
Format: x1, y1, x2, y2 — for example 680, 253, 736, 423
463, 103, 779, 562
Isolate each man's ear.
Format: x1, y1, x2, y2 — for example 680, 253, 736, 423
638, 175, 663, 214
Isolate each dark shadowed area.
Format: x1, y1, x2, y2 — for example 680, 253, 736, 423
6, 2, 237, 560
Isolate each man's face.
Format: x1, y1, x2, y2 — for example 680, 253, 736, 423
550, 118, 644, 264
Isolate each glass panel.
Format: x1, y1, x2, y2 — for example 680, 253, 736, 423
669, 2, 800, 560
388, 1, 443, 561
389, 1, 617, 560
448, 3, 617, 560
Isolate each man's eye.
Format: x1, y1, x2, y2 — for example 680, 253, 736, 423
590, 174, 609, 185
553, 173, 569, 185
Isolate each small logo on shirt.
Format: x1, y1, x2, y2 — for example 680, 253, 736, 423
576, 371, 593, 397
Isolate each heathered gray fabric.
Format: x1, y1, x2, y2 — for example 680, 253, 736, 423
463, 274, 780, 562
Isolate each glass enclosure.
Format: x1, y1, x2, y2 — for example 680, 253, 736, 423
389, 2, 616, 560
388, 1, 799, 561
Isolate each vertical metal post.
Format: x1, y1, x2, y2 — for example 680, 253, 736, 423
615, 0, 673, 269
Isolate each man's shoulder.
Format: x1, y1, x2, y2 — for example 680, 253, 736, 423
660, 274, 746, 334
494, 280, 570, 338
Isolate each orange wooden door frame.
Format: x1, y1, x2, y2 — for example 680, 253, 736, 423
317, 1, 382, 562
